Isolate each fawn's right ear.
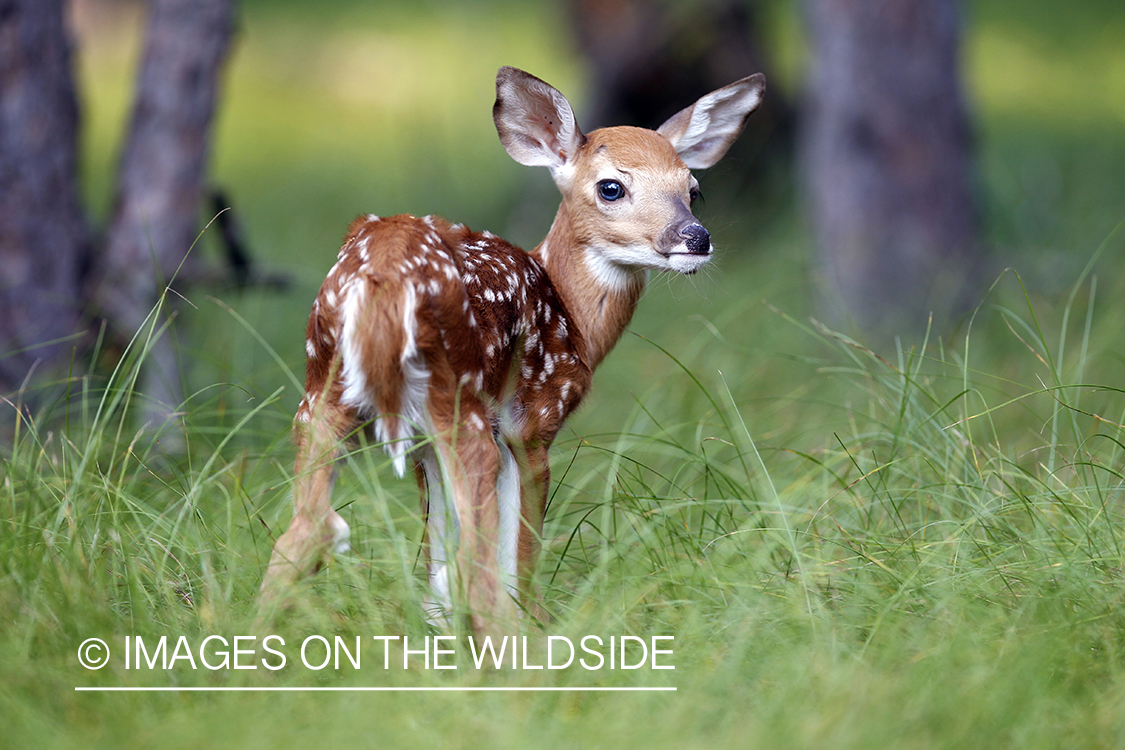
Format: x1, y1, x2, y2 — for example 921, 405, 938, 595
493, 67, 584, 175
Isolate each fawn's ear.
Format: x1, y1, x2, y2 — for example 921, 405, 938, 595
494, 66, 585, 173
657, 73, 766, 170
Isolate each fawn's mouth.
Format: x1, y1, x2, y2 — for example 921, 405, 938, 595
662, 248, 712, 275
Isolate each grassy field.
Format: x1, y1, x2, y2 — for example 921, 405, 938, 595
4, 0, 1125, 747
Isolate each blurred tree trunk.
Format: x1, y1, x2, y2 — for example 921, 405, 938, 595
800, 0, 979, 336
568, 0, 792, 162
93, 0, 235, 431
0, 0, 90, 396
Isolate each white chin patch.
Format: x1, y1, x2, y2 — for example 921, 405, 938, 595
664, 244, 712, 275
586, 242, 711, 286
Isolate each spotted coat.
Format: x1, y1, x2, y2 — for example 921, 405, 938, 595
296, 213, 592, 472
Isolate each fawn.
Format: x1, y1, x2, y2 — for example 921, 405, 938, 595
259, 66, 765, 635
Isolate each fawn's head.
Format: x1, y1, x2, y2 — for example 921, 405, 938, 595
493, 66, 765, 282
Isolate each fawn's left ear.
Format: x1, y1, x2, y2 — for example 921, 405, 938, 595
493, 66, 585, 176
657, 73, 766, 170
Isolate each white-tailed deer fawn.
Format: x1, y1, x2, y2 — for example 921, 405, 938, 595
259, 66, 765, 634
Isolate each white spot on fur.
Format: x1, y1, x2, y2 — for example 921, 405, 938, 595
420, 449, 460, 619
496, 440, 520, 597
331, 514, 351, 554
339, 279, 373, 414
582, 246, 650, 291
387, 285, 432, 478
427, 563, 452, 623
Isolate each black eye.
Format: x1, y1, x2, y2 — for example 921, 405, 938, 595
689, 187, 702, 205
597, 180, 625, 202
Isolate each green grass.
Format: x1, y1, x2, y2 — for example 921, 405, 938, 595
5, 243, 1125, 747
6, 0, 1125, 746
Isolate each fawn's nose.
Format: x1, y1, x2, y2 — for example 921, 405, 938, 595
681, 223, 711, 255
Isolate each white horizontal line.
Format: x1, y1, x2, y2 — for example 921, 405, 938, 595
75, 686, 676, 693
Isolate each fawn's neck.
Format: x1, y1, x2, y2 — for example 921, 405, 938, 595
532, 202, 647, 370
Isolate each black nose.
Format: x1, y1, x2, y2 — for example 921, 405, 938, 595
681, 223, 710, 255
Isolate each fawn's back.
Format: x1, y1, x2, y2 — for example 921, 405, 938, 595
297, 212, 592, 477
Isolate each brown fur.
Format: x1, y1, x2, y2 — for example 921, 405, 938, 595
257, 66, 764, 637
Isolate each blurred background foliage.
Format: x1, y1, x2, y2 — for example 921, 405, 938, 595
65, 0, 1125, 435
4, 5, 1125, 742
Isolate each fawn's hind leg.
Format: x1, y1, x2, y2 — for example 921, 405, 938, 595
422, 395, 518, 637
259, 403, 355, 610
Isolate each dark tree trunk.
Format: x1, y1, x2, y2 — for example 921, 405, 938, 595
94, 0, 235, 429
0, 0, 90, 397
800, 0, 979, 336
568, 0, 792, 156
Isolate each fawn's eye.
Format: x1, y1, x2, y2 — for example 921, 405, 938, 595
597, 180, 625, 202
689, 187, 702, 205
